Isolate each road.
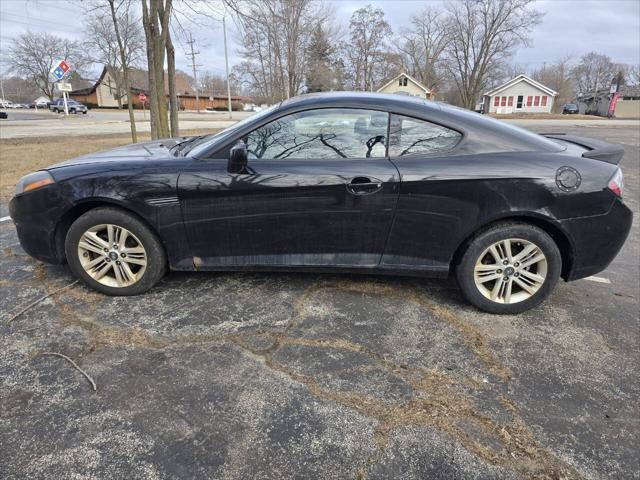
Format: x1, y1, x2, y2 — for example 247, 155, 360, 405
0, 109, 255, 139
1, 107, 639, 139
0, 121, 638, 479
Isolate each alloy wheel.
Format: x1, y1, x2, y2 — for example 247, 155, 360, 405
473, 238, 548, 304
77, 224, 147, 288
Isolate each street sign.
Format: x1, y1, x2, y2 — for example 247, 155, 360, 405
58, 82, 72, 92
52, 60, 70, 81
138, 92, 147, 102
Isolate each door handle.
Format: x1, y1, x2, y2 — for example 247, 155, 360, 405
346, 177, 384, 195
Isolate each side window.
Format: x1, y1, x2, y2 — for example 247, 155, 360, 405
245, 108, 388, 160
388, 114, 462, 157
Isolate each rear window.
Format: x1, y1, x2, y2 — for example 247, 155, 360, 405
388, 114, 462, 157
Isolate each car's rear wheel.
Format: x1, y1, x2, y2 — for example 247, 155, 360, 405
65, 208, 166, 295
455, 223, 561, 314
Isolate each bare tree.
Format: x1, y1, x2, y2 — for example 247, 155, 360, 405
444, 0, 543, 109
108, 0, 144, 141
8, 32, 87, 100
397, 7, 447, 91
532, 56, 575, 112
346, 5, 392, 91
82, 0, 144, 142
629, 64, 640, 85
141, 0, 178, 138
226, 0, 328, 103
571, 52, 620, 96
85, 14, 121, 104
200, 71, 240, 97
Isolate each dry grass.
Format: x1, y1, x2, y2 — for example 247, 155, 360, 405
0, 129, 219, 202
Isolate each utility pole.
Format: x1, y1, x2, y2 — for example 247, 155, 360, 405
223, 15, 232, 120
186, 32, 201, 113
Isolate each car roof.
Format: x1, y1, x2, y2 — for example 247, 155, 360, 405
278, 91, 442, 113
276, 91, 563, 154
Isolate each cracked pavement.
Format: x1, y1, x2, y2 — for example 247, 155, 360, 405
0, 124, 638, 479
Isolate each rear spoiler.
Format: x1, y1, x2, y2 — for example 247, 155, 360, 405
542, 133, 624, 165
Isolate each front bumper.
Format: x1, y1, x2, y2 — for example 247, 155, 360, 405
561, 198, 633, 281
9, 185, 68, 264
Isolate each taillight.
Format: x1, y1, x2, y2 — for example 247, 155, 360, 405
607, 168, 624, 198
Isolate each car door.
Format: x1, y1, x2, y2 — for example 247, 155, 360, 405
381, 113, 465, 273
178, 108, 400, 268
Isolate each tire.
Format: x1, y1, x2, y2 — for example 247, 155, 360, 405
455, 222, 561, 314
65, 207, 167, 295
70, 109, 76, 114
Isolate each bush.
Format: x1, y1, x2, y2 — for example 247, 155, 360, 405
205, 101, 243, 112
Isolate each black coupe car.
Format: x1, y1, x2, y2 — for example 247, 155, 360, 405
10, 92, 632, 313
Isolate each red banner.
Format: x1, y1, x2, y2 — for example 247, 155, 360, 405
608, 92, 620, 117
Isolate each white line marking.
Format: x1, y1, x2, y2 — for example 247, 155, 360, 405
0, 216, 12, 223
585, 276, 611, 284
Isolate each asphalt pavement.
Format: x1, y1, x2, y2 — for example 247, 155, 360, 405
0, 122, 638, 479
0, 109, 253, 139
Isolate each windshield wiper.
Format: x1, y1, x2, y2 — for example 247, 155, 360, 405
169, 136, 203, 156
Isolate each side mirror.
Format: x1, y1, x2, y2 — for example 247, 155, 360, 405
228, 141, 248, 174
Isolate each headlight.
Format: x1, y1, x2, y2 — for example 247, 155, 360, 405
15, 171, 55, 195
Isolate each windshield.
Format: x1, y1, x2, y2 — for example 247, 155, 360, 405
184, 105, 279, 157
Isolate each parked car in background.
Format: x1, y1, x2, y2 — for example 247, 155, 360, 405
31, 99, 51, 109
10, 92, 632, 314
49, 99, 88, 114
0, 100, 15, 108
562, 103, 579, 114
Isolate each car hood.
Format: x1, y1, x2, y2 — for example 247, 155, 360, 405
47, 138, 185, 169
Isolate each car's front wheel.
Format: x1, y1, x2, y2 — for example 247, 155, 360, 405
456, 223, 561, 314
65, 207, 166, 295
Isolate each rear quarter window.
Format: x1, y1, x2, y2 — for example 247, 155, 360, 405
389, 114, 462, 157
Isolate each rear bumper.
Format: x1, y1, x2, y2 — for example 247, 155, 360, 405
561, 198, 633, 281
9, 185, 67, 264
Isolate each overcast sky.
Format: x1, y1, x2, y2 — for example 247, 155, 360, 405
0, 0, 638, 80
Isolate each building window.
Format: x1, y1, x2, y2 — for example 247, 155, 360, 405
534, 96, 540, 106
501, 96, 507, 107
526, 96, 533, 107
541, 96, 547, 106
398, 77, 408, 87
508, 96, 513, 107
494, 96, 500, 107
516, 95, 524, 108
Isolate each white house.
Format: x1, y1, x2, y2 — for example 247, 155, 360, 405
377, 72, 434, 100
482, 74, 557, 114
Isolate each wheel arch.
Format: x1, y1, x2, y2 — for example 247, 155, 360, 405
451, 214, 574, 280
54, 198, 164, 263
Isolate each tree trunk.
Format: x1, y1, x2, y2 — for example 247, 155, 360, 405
141, 0, 170, 139
166, 30, 179, 137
